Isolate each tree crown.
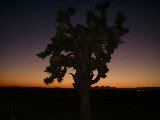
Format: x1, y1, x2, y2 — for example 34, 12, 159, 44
37, 2, 128, 88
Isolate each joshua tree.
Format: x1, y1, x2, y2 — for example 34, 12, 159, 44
37, 2, 128, 120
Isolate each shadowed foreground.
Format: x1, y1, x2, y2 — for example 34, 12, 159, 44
0, 87, 159, 120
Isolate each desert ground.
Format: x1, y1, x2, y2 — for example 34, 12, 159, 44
0, 87, 159, 120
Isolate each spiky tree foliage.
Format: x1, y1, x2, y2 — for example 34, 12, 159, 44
37, 2, 128, 120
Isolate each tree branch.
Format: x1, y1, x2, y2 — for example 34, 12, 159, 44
90, 72, 101, 85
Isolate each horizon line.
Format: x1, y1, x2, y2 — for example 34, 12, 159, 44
0, 85, 160, 89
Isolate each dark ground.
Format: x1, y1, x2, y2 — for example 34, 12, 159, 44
0, 87, 159, 120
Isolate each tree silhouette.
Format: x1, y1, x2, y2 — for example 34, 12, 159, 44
37, 2, 128, 120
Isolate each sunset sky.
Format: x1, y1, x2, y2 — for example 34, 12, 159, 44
0, 0, 160, 88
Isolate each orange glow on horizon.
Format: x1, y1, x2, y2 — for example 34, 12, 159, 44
0, 47, 159, 88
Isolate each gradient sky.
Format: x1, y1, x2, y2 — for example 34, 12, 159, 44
0, 0, 160, 88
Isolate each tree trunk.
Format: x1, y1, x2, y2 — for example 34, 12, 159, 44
79, 88, 91, 120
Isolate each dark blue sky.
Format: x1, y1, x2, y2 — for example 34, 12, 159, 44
0, 0, 160, 87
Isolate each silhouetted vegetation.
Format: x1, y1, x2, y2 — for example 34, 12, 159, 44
37, 2, 128, 120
